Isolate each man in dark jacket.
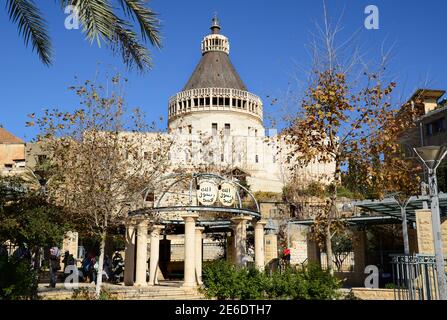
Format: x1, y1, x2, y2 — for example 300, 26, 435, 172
49, 246, 61, 288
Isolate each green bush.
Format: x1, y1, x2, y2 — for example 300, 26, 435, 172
202, 260, 341, 300
299, 264, 341, 300
0, 255, 38, 300
201, 260, 267, 299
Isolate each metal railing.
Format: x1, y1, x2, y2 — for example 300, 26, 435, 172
390, 254, 439, 300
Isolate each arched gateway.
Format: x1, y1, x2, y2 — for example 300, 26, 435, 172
123, 173, 267, 288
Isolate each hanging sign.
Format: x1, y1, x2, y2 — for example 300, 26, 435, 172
219, 182, 236, 207
197, 180, 218, 206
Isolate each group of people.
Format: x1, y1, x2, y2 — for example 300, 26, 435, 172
47, 246, 125, 287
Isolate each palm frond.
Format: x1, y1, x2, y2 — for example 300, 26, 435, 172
6, 0, 52, 65
112, 18, 152, 72
60, 0, 160, 72
63, 0, 117, 46
117, 0, 161, 47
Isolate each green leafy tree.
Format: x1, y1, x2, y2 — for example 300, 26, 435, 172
0, 176, 69, 254
0, 255, 39, 300
5, 0, 161, 71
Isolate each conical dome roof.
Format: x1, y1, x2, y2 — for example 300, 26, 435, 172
182, 16, 247, 91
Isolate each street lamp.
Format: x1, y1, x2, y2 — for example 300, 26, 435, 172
414, 145, 447, 300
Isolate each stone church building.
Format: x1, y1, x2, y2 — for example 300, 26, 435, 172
157, 16, 334, 193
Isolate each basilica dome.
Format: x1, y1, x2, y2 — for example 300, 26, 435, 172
168, 16, 264, 137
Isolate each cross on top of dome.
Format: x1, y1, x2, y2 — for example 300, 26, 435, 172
211, 13, 220, 34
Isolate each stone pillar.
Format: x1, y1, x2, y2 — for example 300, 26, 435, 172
231, 216, 252, 266
416, 209, 447, 254
62, 231, 79, 260
134, 219, 148, 287
124, 221, 136, 286
416, 209, 435, 254
182, 213, 199, 287
353, 230, 367, 286
306, 233, 321, 266
254, 220, 266, 271
195, 227, 205, 285
148, 225, 164, 286
264, 233, 278, 264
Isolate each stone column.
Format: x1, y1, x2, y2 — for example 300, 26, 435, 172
182, 213, 199, 287
254, 219, 267, 271
416, 209, 435, 254
353, 230, 367, 286
134, 219, 148, 287
148, 225, 164, 286
195, 227, 205, 285
231, 216, 252, 266
124, 221, 136, 286
264, 233, 278, 264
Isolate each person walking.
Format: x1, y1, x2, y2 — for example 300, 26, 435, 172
91, 255, 98, 284
48, 246, 61, 288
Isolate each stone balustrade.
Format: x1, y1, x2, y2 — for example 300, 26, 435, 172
201, 34, 230, 54
168, 88, 263, 121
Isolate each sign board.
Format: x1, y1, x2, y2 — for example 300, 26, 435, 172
219, 182, 236, 207
197, 180, 218, 206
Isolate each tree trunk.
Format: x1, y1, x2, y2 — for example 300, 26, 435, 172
326, 159, 341, 276
95, 232, 107, 298
325, 222, 334, 276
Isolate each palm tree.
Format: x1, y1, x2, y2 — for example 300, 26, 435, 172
6, 0, 161, 71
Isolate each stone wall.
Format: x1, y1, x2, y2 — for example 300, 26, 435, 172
350, 288, 396, 300
415, 209, 447, 257
264, 234, 278, 264
61, 231, 79, 259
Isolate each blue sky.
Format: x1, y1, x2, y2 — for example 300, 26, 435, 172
1, 0, 446, 141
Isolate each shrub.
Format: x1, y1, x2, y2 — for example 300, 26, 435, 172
201, 260, 267, 299
267, 268, 307, 299
0, 255, 39, 300
202, 260, 341, 300
299, 264, 341, 300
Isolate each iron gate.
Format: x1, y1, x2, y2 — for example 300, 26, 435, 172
390, 254, 438, 300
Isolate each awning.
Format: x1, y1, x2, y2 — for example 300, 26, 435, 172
353, 193, 447, 222
289, 215, 403, 227
288, 193, 447, 227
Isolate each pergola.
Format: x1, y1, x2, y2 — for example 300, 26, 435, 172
289, 214, 403, 227
353, 193, 447, 222
122, 173, 268, 288
288, 194, 447, 258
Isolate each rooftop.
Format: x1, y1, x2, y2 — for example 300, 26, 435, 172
182, 17, 247, 91
0, 127, 24, 144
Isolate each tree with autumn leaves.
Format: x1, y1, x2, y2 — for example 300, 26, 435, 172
28, 75, 172, 297
282, 8, 421, 274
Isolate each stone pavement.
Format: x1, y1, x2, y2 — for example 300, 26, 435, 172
37, 280, 204, 300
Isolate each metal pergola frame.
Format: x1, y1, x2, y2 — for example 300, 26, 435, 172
353, 193, 447, 222
289, 214, 403, 227
129, 173, 262, 233
287, 193, 447, 231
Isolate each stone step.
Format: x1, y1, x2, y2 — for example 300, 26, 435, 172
38, 289, 204, 300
